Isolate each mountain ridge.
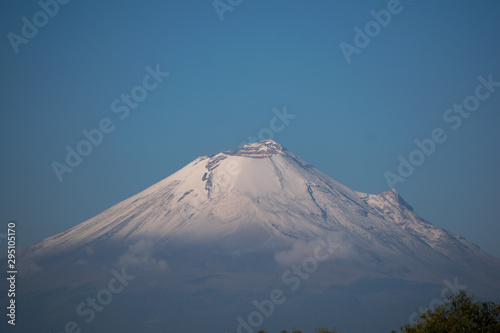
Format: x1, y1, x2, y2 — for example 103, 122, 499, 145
27, 140, 498, 279
10, 139, 500, 333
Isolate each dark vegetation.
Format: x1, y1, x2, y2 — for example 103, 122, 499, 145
252, 291, 500, 333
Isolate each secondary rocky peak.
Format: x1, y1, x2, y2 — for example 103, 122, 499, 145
225, 139, 285, 158
380, 188, 414, 212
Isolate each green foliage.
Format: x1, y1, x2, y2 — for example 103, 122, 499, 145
399, 291, 500, 333
278, 328, 339, 333
235, 293, 499, 333
314, 328, 341, 333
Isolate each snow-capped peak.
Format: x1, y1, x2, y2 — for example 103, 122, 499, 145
17, 141, 500, 333
27, 139, 499, 284
225, 139, 285, 158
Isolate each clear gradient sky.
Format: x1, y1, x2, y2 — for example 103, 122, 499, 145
1, 1, 499, 257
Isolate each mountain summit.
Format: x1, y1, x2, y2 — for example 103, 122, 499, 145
29, 140, 494, 272
15, 140, 500, 333
225, 139, 286, 157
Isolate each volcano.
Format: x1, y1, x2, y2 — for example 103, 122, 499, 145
7, 140, 500, 333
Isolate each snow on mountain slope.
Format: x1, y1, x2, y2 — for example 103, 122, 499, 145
27, 140, 498, 284
13, 140, 500, 333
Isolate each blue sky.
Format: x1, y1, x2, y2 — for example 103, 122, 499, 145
1, 0, 499, 257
